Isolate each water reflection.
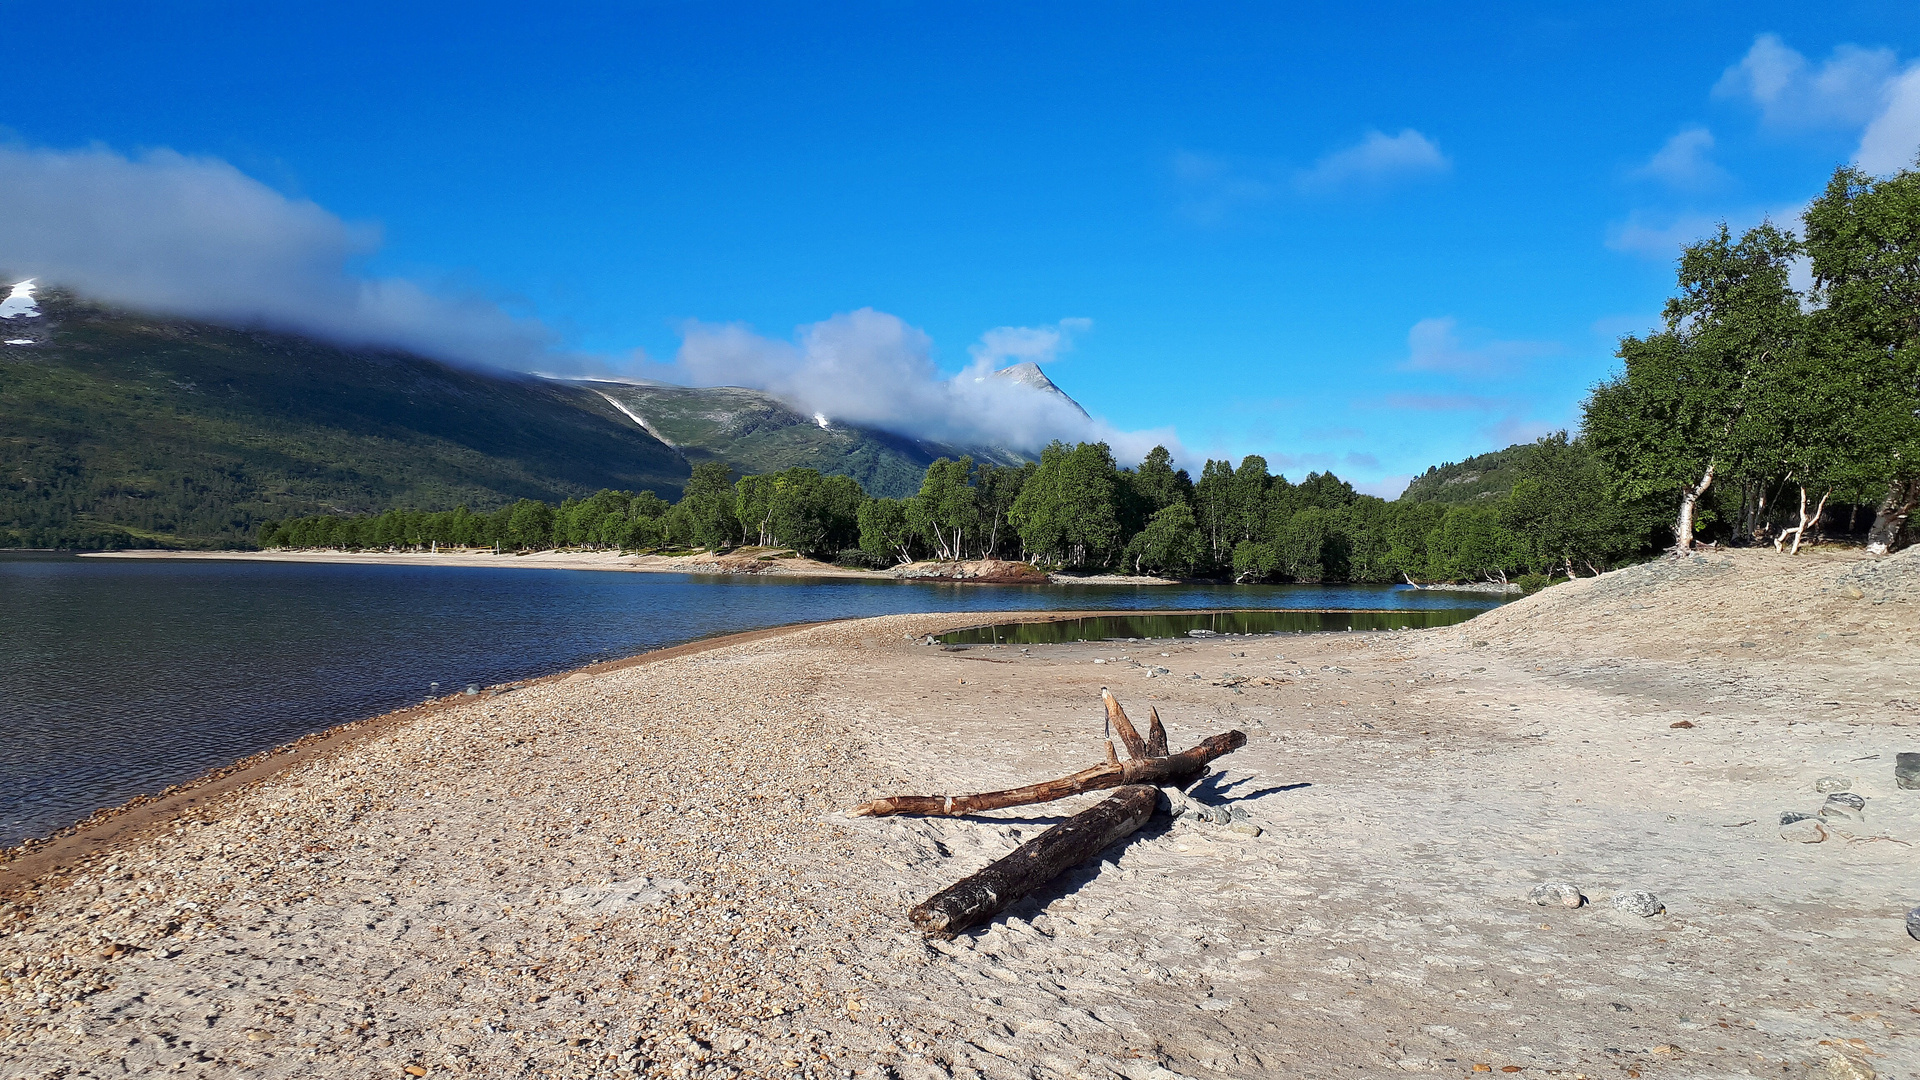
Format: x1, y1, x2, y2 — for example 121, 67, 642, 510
938, 607, 1480, 644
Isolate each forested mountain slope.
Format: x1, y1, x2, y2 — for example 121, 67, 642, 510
1399, 444, 1533, 504
578, 380, 1028, 499
0, 289, 688, 548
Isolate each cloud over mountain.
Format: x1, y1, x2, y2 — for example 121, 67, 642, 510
659, 310, 1180, 464
0, 144, 564, 370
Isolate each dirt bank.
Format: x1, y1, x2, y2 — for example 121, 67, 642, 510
4, 548, 1917, 1079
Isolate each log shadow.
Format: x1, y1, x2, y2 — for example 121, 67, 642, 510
1189, 773, 1311, 803
965, 813, 1181, 936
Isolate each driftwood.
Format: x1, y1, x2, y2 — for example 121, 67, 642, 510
910, 784, 1158, 935
851, 691, 1244, 818
861, 691, 1249, 936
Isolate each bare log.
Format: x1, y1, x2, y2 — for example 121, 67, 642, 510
909, 784, 1157, 936
1145, 706, 1168, 757
849, 730, 1245, 818
1102, 689, 1149, 760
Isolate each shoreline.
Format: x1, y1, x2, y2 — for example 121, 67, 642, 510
0, 606, 1159, 900
76, 548, 1185, 586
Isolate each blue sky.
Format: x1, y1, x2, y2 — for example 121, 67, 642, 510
4, 2, 1918, 494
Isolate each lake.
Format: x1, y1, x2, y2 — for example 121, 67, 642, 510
0, 553, 1503, 846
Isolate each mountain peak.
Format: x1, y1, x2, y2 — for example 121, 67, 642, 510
986, 361, 1089, 418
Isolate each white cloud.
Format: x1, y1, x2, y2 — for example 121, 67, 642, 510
1402, 316, 1558, 374
1632, 127, 1730, 189
966, 316, 1092, 372
1856, 66, 1920, 174
1714, 34, 1920, 174
1714, 34, 1897, 129
1296, 129, 1449, 193
1173, 129, 1448, 222
0, 143, 564, 369
661, 309, 1182, 464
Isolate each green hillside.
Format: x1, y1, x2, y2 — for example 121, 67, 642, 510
1398, 443, 1536, 504
0, 289, 688, 549
582, 380, 1027, 500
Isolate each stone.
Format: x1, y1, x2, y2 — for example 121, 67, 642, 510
1907, 906, 1920, 941
1897, 752, 1920, 791
1813, 776, 1853, 793
1819, 792, 1866, 822
1528, 881, 1584, 908
1779, 810, 1815, 825
1228, 805, 1250, 822
1148, 666, 1170, 676
1838, 583, 1866, 600
1188, 629, 1217, 637
1228, 822, 1263, 837
1609, 891, 1664, 917
1780, 819, 1827, 843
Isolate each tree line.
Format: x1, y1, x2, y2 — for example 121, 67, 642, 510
260, 434, 1660, 585
1586, 160, 1920, 554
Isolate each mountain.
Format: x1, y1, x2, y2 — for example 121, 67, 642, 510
987, 361, 1089, 418
1397, 444, 1533, 504
573, 379, 1030, 499
0, 285, 687, 548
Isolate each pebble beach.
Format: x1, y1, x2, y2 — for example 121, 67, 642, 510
4, 547, 1919, 1079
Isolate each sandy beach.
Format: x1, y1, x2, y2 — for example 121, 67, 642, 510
4, 547, 1918, 1079
78, 550, 1178, 587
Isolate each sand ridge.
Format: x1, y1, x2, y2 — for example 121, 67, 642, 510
3, 548, 1918, 1078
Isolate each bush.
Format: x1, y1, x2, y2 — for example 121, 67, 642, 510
1517, 572, 1550, 594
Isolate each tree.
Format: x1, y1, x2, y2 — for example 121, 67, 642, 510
1802, 162, 1920, 552
1585, 222, 1805, 550
1010, 441, 1123, 567
858, 497, 916, 565
906, 457, 979, 560
678, 461, 739, 549
1500, 433, 1650, 574
1132, 446, 1193, 513
1125, 502, 1204, 576
974, 463, 1031, 559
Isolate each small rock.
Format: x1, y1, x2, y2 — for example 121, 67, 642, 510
1188, 629, 1217, 637
1780, 810, 1816, 825
1228, 805, 1250, 822
1670, 720, 1695, 729
1229, 821, 1263, 836
1896, 752, 1920, 791
1819, 792, 1866, 822
1780, 818, 1827, 843
1529, 881, 1584, 908
1906, 906, 1920, 942
1609, 891, 1664, 917
1838, 583, 1866, 600
1148, 666, 1170, 676
1813, 776, 1853, 793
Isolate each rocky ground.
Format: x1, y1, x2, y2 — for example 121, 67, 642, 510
5, 547, 1918, 1079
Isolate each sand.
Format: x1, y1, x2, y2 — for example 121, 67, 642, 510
82, 550, 1177, 586
4, 547, 1918, 1079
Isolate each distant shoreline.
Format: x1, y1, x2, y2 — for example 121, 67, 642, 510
78, 547, 1184, 585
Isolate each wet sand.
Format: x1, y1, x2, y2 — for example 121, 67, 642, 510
4, 548, 1917, 1079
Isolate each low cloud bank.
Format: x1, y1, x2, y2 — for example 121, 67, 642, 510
0, 143, 1180, 464
658, 310, 1182, 464
0, 144, 562, 369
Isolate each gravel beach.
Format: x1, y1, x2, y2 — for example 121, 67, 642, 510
4, 547, 1918, 1079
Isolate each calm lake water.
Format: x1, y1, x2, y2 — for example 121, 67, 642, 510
0, 553, 1504, 846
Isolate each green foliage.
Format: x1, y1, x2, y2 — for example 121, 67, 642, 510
1125, 502, 1204, 576
0, 289, 686, 550
857, 497, 916, 565
1516, 572, 1550, 594
1010, 441, 1124, 568
1399, 445, 1536, 504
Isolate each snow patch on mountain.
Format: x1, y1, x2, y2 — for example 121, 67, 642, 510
813, 412, 831, 430
0, 280, 41, 319
594, 389, 677, 448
